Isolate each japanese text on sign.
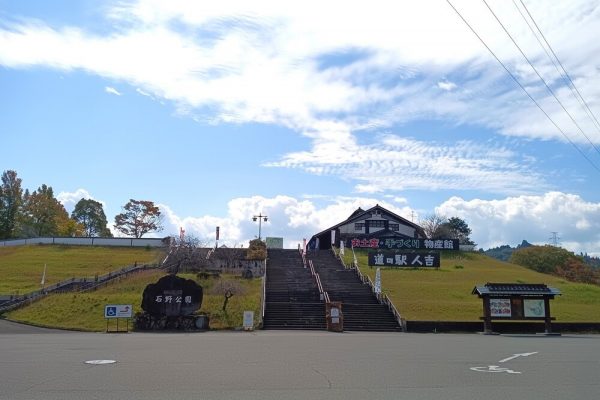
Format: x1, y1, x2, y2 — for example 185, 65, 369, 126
349, 238, 459, 250
368, 251, 440, 268
155, 295, 193, 304
490, 299, 512, 317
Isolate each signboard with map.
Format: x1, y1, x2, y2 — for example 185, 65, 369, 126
524, 299, 546, 318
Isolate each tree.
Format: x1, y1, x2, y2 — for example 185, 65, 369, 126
510, 245, 578, 274
420, 214, 450, 239
71, 199, 112, 237
56, 212, 85, 237
444, 217, 474, 245
555, 258, 597, 284
20, 184, 70, 237
0, 170, 23, 239
114, 199, 163, 238
511, 245, 599, 284
210, 279, 246, 312
246, 238, 267, 260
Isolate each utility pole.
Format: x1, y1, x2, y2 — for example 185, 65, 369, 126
548, 232, 561, 247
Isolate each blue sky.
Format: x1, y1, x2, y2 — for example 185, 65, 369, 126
1, 0, 600, 254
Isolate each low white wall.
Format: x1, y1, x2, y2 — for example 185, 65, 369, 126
0, 237, 167, 247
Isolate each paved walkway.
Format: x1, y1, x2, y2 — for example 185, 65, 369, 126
0, 318, 67, 334
0, 329, 598, 400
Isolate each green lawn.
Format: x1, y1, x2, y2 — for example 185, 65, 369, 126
0, 245, 164, 294
6, 270, 263, 331
342, 250, 600, 322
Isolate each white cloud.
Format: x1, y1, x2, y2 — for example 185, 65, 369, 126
151, 192, 600, 256
57, 188, 99, 213
266, 133, 547, 194
437, 80, 457, 91
135, 87, 151, 97
104, 86, 121, 96
1, 0, 599, 144
158, 195, 416, 248
436, 191, 600, 256
2, 0, 600, 195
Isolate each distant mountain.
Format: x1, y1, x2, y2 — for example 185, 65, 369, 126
483, 240, 532, 262
484, 241, 600, 270
582, 253, 600, 269
510, 245, 599, 285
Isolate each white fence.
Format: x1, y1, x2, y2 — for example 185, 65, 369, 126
0, 237, 167, 248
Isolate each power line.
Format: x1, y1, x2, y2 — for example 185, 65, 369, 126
445, 0, 600, 173
512, 0, 600, 134
516, 0, 600, 135
482, 0, 600, 157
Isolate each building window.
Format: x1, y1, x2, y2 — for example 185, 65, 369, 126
390, 223, 399, 231
369, 220, 385, 228
355, 223, 364, 231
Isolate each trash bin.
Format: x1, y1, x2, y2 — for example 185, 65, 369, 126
194, 315, 209, 330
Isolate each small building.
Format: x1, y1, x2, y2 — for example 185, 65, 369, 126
309, 204, 426, 250
472, 283, 562, 334
265, 237, 284, 249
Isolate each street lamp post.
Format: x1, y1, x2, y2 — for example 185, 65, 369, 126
252, 213, 268, 240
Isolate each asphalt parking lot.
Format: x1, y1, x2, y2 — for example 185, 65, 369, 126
0, 320, 598, 400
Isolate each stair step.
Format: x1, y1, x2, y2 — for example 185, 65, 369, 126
264, 249, 401, 332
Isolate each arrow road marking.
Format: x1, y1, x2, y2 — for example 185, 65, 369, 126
470, 365, 521, 374
498, 352, 538, 363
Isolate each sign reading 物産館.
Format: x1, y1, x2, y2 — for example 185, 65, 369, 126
348, 238, 459, 251
368, 251, 440, 268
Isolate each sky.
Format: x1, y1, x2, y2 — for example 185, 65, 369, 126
1, 0, 600, 255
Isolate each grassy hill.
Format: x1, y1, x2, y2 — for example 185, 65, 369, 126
0, 245, 164, 294
6, 270, 262, 331
0, 245, 262, 331
342, 250, 600, 322
3, 245, 598, 329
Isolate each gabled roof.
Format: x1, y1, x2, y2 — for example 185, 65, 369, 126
348, 207, 364, 219
472, 282, 561, 297
311, 204, 425, 239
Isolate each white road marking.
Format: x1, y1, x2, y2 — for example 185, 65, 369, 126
470, 365, 521, 374
498, 352, 538, 363
85, 359, 116, 365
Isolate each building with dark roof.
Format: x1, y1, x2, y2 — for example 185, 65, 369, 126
309, 204, 426, 250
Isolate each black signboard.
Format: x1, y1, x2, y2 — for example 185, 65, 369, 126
348, 238, 459, 251
368, 251, 440, 268
141, 275, 203, 316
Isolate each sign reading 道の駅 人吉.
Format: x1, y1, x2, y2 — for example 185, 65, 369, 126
348, 238, 459, 251
368, 251, 440, 268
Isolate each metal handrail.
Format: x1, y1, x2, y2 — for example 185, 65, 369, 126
0, 263, 157, 314
309, 259, 329, 303
260, 257, 267, 325
381, 293, 405, 329
336, 250, 405, 331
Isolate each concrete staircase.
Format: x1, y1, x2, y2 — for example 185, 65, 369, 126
308, 250, 402, 332
263, 249, 326, 330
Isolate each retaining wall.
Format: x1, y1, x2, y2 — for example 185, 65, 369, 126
0, 237, 167, 248
406, 320, 600, 334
